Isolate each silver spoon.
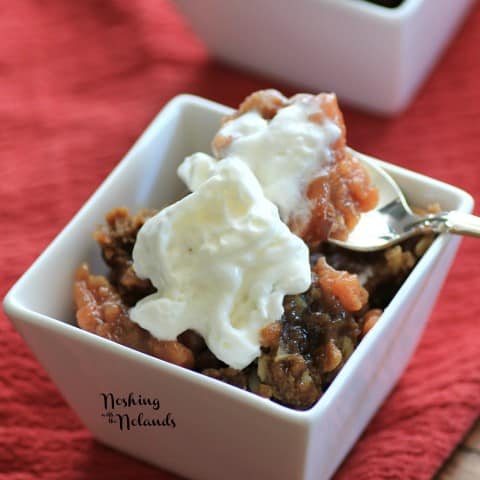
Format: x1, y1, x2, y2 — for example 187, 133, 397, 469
329, 149, 480, 252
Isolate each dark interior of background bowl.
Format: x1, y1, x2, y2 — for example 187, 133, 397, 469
364, 0, 403, 7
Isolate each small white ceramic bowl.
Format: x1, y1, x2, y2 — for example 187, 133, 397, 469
172, 0, 475, 114
3, 95, 473, 480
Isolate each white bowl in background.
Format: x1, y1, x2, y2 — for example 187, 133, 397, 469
3, 94, 474, 480
172, 0, 475, 115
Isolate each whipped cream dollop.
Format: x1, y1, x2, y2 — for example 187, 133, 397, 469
130, 158, 310, 369
180, 101, 342, 223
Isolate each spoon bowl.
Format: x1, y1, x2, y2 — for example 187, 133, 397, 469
329, 149, 480, 252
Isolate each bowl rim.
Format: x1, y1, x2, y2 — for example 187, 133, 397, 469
273, 0, 426, 22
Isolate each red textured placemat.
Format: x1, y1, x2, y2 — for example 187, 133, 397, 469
1, 1, 479, 479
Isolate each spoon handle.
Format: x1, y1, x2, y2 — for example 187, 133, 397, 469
444, 211, 480, 237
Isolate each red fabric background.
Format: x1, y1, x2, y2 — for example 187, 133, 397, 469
1, 1, 479, 479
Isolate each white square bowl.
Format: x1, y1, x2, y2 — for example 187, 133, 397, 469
3, 94, 474, 480
172, 0, 475, 115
